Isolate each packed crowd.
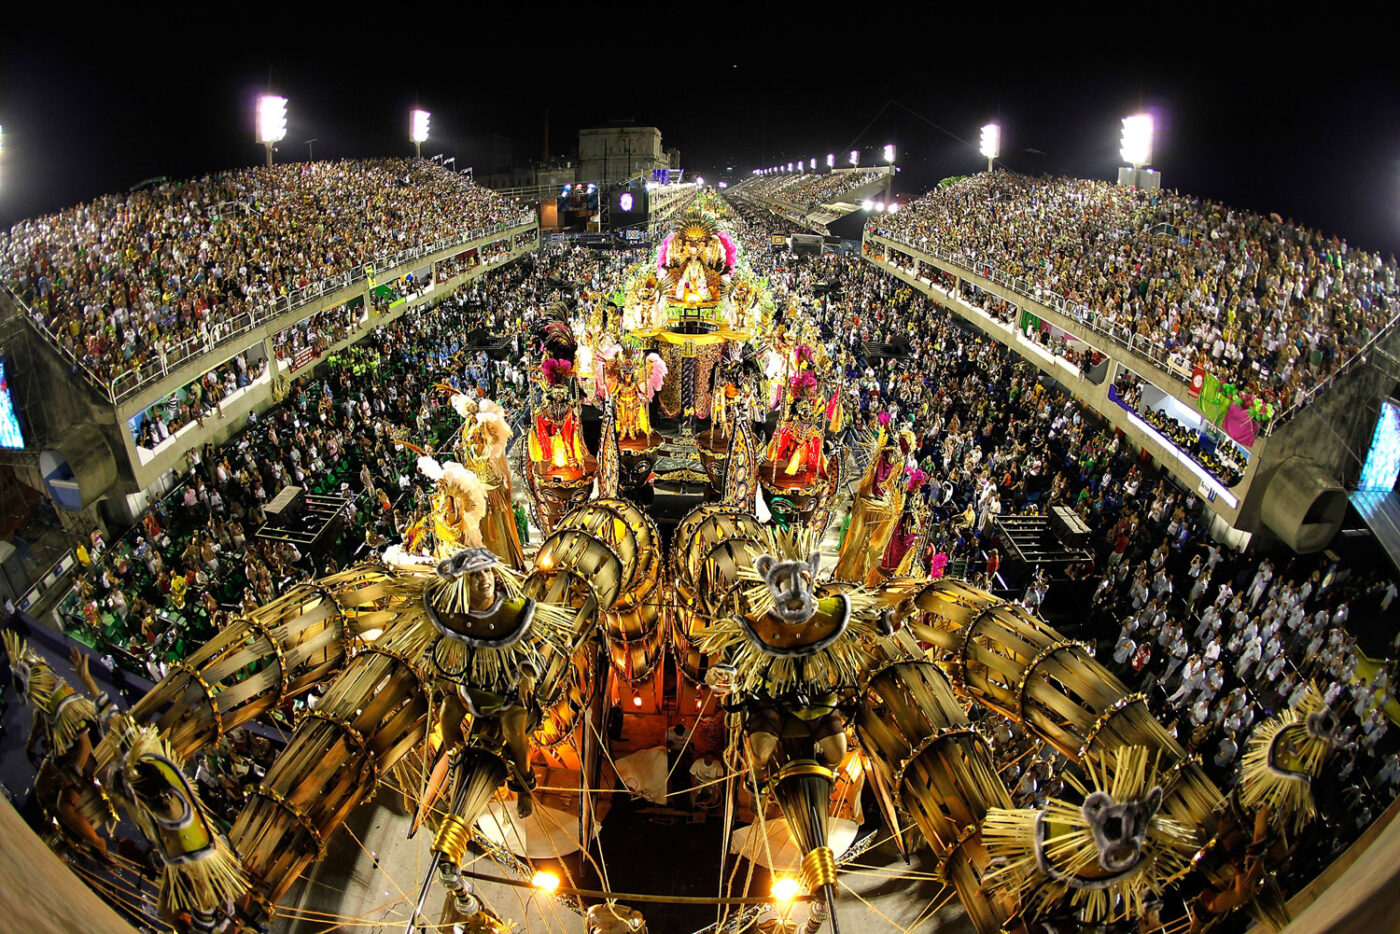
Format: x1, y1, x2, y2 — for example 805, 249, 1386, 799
735, 168, 888, 211
54, 203, 1400, 892
729, 199, 1399, 868
65, 241, 655, 671
63, 262, 532, 665
869, 172, 1400, 411
2, 159, 528, 386
131, 350, 267, 448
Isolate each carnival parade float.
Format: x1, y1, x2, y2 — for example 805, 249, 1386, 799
3, 204, 1341, 934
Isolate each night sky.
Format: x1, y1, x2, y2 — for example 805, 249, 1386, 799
3, 11, 1399, 254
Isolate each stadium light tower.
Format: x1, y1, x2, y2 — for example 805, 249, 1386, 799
257, 95, 287, 167
850, 150, 858, 166
883, 143, 895, 164
980, 123, 1000, 174
1120, 112, 1153, 188
410, 109, 430, 159
809, 158, 816, 170
826, 153, 834, 168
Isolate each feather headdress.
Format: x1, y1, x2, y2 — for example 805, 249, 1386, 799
2, 630, 95, 756
982, 745, 1203, 923
541, 357, 575, 387
696, 526, 884, 699
1239, 684, 1338, 835
111, 724, 249, 914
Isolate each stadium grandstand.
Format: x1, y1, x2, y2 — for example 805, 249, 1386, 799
0, 76, 1399, 934
1, 160, 532, 402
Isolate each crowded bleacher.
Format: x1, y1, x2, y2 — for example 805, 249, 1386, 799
868, 172, 1400, 413
724, 202, 1400, 872
18, 186, 1400, 914
735, 167, 888, 211
0, 159, 529, 394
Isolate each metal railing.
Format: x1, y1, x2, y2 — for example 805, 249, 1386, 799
869, 228, 1400, 433
7, 213, 536, 406
869, 230, 1199, 386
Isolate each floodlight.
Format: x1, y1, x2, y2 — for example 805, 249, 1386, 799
410, 109, 430, 143
883, 144, 895, 163
788, 162, 794, 171
826, 153, 834, 168
257, 95, 287, 145
887, 202, 899, 214
850, 150, 858, 166
1121, 113, 1153, 167
980, 123, 1000, 161
860, 200, 873, 211
809, 158, 816, 170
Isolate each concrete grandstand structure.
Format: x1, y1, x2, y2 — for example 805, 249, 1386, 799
0, 156, 1398, 934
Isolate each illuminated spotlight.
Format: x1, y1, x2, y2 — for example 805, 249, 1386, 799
696, 176, 704, 186
410, 109, 430, 159
860, 200, 873, 211
826, 153, 834, 167
256, 94, 287, 166
1120, 112, 1153, 167
809, 158, 816, 170
874, 201, 885, 212
531, 871, 561, 892
849, 150, 858, 166
586, 183, 596, 193
887, 202, 899, 214
787, 162, 794, 171
632, 694, 643, 707
883, 143, 895, 163
620, 192, 634, 211
718, 181, 727, 189
772, 876, 802, 903
980, 122, 1000, 165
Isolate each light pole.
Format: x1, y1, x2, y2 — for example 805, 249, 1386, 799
1120, 113, 1153, 188
980, 123, 1000, 174
410, 109, 430, 160
257, 95, 287, 167
304, 138, 317, 161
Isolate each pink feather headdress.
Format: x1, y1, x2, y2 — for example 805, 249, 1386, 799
717, 231, 738, 271
541, 357, 575, 386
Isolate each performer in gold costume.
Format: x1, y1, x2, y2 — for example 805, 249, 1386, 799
833, 423, 912, 583
603, 351, 666, 443
452, 394, 525, 568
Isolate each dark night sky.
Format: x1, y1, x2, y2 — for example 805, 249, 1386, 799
3, 9, 1399, 254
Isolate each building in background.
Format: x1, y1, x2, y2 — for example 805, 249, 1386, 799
578, 124, 675, 185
